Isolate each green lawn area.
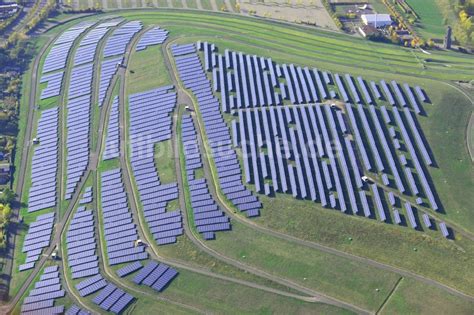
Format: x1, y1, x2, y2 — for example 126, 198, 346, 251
382, 277, 474, 314
126, 44, 172, 95
406, 0, 446, 39
154, 139, 176, 184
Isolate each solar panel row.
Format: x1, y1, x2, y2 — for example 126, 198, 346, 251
28, 108, 59, 213
133, 260, 178, 292
103, 96, 120, 160
173, 42, 261, 218
66, 207, 99, 279
20, 212, 55, 270
64, 93, 91, 200
181, 115, 231, 239
103, 21, 142, 58
128, 87, 184, 245
92, 282, 135, 314
21, 265, 64, 313
42, 22, 94, 74
100, 169, 148, 264
136, 26, 169, 51
40, 71, 64, 100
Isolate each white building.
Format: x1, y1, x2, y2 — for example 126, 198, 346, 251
361, 14, 392, 28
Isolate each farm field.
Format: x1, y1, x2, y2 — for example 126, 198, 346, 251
405, 0, 447, 39
5, 9, 474, 315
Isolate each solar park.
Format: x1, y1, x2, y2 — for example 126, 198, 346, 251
9, 10, 474, 315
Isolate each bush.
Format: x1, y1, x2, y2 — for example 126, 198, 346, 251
0, 188, 15, 205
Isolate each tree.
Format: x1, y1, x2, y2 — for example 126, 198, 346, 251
0, 188, 15, 205
1, 204, 12, 222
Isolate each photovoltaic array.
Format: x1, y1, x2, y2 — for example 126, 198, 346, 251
92, 283, 135, 313
79, 186, 93, 204
179, 41, 450, 237
75, 274, 135, 313
42, 21, 95, 73
182, 115, 231, 240
20, 212, 55, 271
136, 26, 169, 51
172, 43, 261, 217
66, 206, 99, 279
103, 21, 143, 57
65, 304, 91, 315
20, 265, 65, 314
133, 260, 178, 292
64, 18, 125, 199
103, 96, 120, 160
99, 21, 143, 107
98, 57, 123, 107
28, 108, 59, 213
128, 87, 184, 245
73, 18, 123, 66
39, 22, 95, 99
39, 71, 64, 100
100, 168, 148, 264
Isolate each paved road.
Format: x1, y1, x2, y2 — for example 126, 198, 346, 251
161, 39, 474, 304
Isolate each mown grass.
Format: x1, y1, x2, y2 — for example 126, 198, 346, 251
382, 277, 474, 315
126, 44, 172, 95
159, 269, 354, 314
116, 10, 474, 80
154, 139, 176, 184
406, 0, 446, 39
205, 220, 401, 311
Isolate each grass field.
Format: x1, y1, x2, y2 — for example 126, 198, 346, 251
154, 139, 176, 184
406, 0, 447, 39
382, 277, 474, 314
